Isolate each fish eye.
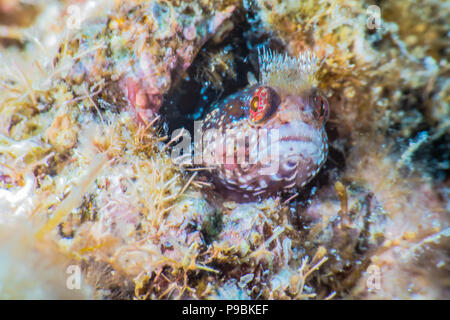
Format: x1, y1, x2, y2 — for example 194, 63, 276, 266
250, 96, 259, 113
249, 86, 279, 123
312, 90, 329, 122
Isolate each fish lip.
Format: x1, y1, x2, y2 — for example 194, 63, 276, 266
273, 134, 314, 146
279, 136, 311, 143
270, 122, 317, 144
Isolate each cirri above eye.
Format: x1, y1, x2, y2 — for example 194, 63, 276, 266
311, 89, 329, 123
249, 86, 279, 123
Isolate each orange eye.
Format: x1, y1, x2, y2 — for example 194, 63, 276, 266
250, 96, 259, 113
312, 90, 329, 122
249, 86, 278, 123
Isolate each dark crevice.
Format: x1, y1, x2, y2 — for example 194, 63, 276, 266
160, 9, 282, 136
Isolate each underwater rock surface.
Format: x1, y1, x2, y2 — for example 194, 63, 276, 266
0, 0, 448, 299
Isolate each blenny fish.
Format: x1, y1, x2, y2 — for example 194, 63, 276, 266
199, 48, 329, 201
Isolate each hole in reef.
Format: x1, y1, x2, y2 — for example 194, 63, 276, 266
159, 9, 283, 136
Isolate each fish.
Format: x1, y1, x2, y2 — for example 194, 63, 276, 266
199, 48, 329, 201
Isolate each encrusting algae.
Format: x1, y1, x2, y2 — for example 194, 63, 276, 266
0, 0, 448, 299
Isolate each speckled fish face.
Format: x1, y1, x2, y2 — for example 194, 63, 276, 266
201, 82, 329, 201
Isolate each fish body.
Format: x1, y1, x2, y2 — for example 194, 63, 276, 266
200, 49, 329, 201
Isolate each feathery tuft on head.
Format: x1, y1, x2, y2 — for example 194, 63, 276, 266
258, 47, 320, 94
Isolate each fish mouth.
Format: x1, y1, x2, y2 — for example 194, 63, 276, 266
267, 121, 322, 145
254, 121, 326, 169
